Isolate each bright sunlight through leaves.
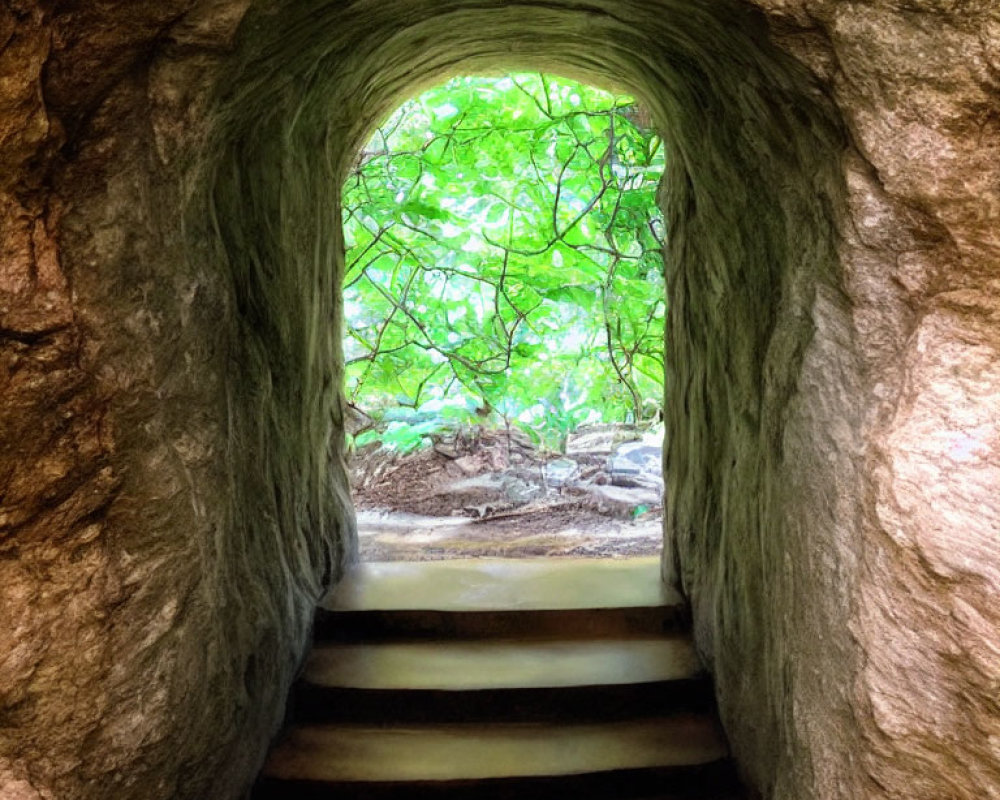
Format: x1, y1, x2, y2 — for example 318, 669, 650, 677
342, 74, 666, 452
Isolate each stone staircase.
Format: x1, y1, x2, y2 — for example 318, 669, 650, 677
252, 558, 744, 799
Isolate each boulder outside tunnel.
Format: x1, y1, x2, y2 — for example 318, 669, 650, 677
1, 1, 998, 798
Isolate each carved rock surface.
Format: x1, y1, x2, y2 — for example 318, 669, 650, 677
0, 1, 997, 799
2, 3, 352, 799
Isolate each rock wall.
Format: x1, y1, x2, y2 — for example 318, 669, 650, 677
1, 1, 997, 799
1, 3, 353, 798
733, 3, 1000, 797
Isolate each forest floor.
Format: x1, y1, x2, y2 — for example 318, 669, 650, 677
350, 424, 664, 561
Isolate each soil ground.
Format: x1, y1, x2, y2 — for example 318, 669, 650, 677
350, 425, 663, 561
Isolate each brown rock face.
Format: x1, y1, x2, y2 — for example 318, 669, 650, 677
1, 1, 997, 799
2, 3, 351, 799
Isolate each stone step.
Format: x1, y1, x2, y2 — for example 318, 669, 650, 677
253, 716, 740, 800
316, 557, 686, 640
292, 636, 713, 723
253, 557, 743, 798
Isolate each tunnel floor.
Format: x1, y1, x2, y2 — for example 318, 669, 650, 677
252, 558, 744, 799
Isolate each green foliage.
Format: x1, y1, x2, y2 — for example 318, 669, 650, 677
342, 74, 666, 451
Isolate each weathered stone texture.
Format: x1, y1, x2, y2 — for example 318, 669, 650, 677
3, 2, 348, 799
1, 1, 998, 799
741, 4, 1000, 798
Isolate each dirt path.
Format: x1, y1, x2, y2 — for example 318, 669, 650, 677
352, 425, 663, 560
357, 509, 662, 561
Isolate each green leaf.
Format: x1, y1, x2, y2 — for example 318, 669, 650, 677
541, 285, 598, 308
343, 72, 667, 446
399, 199, 448, 221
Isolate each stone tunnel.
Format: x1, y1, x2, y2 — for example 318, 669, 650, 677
2, 1, 998, 798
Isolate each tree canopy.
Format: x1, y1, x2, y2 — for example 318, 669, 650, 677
342, 73, 666, 452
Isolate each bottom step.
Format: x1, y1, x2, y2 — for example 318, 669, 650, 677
254, 765, 743, 799
255, 716, 740, 799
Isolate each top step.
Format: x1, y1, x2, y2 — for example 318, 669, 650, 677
316, 558, 687, 640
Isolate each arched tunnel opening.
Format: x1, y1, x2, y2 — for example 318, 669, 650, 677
342, 71, 669, 561
7, 2, 999, 799
202, 1, 846, 795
